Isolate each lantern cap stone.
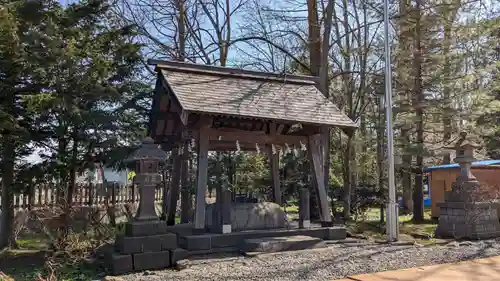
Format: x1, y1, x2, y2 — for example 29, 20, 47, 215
457, 140, 481, 149
444, 136, 482, 150
124, 137, 168, 163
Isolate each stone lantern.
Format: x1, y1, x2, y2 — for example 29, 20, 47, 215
435, 138, 500, 239
446, 140, 482, 202
125, 137, 167, 221
109, 137, 184, 275
454, 141, 480, 182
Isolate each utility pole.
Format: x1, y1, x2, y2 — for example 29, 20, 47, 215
383, 0, 398, 242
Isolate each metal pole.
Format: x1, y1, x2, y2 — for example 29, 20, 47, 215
383, 0, 398, 242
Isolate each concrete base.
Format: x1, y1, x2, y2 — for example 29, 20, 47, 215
109, 253, 133, 275
241, 235, 326, 253
435, 201, 500, 240
109, 221, 182, 274
125, 220, 168, 237
170, 248, 189, 264
133, 251, 171, 271
179, 226, 345, 252
299, 220, 311, 228
166, 223, 194, 237
115, 233, 177, 254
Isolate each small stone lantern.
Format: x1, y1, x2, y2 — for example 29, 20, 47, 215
444, 140, 482, 202
436, 138, 500, 239
125, 137, 167, 221
454, 140, 481, 181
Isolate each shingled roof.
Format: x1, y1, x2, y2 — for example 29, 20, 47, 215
150, 60, 357, 128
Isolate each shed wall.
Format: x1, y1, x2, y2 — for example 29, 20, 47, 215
430, 167, 500, 217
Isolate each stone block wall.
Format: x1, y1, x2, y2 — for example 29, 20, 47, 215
109, 220, 188, 275
436, 202, 500, 239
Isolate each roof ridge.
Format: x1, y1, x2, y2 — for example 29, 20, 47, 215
149, 59, 318, 85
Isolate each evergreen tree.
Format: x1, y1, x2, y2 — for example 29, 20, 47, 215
0, 0, 148, 248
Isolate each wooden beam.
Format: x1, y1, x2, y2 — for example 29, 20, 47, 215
269, 122, 277, 134
267, 146, 281, 205
207, 128, 308, 145
209, 140, 258, 151
307, 133, 332, 223
180, 110, 189, 125
181, 127, 308, 146
159, 95, 169, 111
179, 144, 191, 223
288, 124, 322, 135
193, 117, 212, 231
159, 75, 188, 126
268, 121, 281, 205
276, 124, 285, 135
216, 127, 266, 135
165, 119, 175, 134
155, 119, 165, 136
166, 148, 182, 225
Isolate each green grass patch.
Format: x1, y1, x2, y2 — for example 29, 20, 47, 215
348, 207, 438, 243
284, 205, 299, 214
15, 238, 48, 250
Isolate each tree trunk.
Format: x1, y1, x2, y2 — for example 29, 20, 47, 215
412, 0, 425, 223
343, 131, 355, 218
66, 129, 79, 209
402, 152, 413, 212
441, 7, 458, 164
397, 0, 413, 212
307, 0, 336, 221
0, 136, 16, 249
60, 128, 79, 243
376, 94, 387, 223
306, 0, 321, 78
176, 0, 186, 61
56, 134, 68, 204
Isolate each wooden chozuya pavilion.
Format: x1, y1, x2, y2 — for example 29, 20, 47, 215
147, 59, 357, 233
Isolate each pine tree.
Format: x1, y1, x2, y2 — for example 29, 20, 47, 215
0, 0, 57, 248
1, 0, 147, 247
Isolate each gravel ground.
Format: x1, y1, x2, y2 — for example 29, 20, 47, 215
121, 240, 500, 281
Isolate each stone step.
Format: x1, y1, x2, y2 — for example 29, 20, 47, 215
179, 226, 345, 251
188, 246, 240, 256
241, 235, 326, 254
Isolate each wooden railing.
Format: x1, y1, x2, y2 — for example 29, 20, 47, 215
0, 183, 164, 210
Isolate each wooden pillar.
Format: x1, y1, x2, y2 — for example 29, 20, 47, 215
161, 149, 174, 220
167, 146, 183, 225
180, 144, 191, 223
307, 134, 332, 225
160, 156, 170, 221
267, 146, 281, 205
193, 127, 210, 231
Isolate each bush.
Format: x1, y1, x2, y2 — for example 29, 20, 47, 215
331, 184, 385, 220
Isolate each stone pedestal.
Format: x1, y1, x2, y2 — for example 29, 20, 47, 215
221, 189, 232, 233
205, 202, 287, 232
108, 220, 188, 275
435, 167, 500, 239
435, 201, 500, 239
299, 188, 310, 229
